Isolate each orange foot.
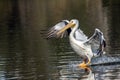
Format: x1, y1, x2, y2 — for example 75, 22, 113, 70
79, 62, 88, 68
79, 59, 91, 68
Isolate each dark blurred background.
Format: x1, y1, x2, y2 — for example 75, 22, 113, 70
0, 0, 120, 80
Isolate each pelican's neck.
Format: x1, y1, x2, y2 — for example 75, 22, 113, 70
69, 22, 79, 41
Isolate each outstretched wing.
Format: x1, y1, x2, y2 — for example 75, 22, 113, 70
47, 20, 71, 38
85, 28, 106, 56
75, 29, 88, 41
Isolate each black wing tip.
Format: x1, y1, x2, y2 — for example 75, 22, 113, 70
103, 40, 106, 48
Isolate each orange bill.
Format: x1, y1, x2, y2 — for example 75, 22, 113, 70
57, 21, 75, 35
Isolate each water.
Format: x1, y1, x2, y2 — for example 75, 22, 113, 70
0, 0, 120, 80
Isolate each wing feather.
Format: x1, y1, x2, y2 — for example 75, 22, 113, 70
47, 20, 70, 38
75, 29, 88, 41
85, 28, 106, 56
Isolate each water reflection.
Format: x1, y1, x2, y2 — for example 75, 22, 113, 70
0, 0, 120, 80
55, 61, 120, 80
60, 66, 95, 80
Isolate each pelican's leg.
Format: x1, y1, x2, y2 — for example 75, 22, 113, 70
86, 58, 91, 65
79, 58, 91, 68
78, 58, 87, 67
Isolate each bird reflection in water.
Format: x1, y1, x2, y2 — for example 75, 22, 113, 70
59, 65, 95, 80
80, 66, 95, 80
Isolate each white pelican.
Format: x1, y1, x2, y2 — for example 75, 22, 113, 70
47, 19, 106, 67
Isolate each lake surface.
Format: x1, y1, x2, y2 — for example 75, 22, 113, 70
0, 0, 120, 80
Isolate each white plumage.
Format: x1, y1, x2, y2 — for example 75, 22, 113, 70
47, 19, 106, 67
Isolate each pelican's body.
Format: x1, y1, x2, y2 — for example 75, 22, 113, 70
47, 19, 106, 67
68, 20, 93, 61
70, 37, 92, 59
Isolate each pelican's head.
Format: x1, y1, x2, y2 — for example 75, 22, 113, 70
57, 19, 79, 35
70, 19, 79, 25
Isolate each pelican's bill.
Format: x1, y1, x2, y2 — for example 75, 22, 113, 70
57, 21, 75, 36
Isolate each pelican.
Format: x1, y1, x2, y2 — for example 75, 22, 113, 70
47, 19, 106, 67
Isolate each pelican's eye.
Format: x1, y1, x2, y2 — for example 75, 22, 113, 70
71, 21, 74, 23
